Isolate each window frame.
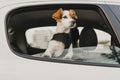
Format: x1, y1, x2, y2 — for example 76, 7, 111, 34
5, 3, 120, 67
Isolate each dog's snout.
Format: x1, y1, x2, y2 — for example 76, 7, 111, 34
72, 21, 76, 24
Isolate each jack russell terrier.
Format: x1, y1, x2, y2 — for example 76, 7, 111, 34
42, 8, 78, 59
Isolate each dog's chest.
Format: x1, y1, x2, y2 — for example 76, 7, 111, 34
51, 33, 71, 49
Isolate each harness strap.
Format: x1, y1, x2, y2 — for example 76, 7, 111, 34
51, 33, 71, 49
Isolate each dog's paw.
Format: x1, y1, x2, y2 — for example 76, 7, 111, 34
53, 53, 61, 58
53, 50, 63, 58
42, 53, 52, 58
63, 53, 73, 59
63, 55, 73, 59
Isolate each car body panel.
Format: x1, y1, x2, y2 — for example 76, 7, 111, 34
1, 0, 120, 80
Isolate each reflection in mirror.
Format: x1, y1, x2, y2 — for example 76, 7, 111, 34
25, 26, 120, 64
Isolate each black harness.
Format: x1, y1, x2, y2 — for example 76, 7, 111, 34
51, 33, 71, 49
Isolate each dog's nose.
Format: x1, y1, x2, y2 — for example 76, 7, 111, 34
72, 21, 76, 24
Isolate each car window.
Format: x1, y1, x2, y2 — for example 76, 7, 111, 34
25, 26, 119, 64
6, 4, 120, 67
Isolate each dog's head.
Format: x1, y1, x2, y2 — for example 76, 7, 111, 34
52, 8, 78, 28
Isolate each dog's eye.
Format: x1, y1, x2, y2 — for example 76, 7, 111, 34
63, 16, 67, 19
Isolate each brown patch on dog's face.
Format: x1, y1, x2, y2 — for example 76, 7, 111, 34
69, 9, 78, 19
52, 8, 63, 22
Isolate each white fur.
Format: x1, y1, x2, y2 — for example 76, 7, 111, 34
42, 10, 76, 58
63, 44, 73, 59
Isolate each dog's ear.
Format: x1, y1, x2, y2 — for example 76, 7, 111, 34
70, 9, 78, 19
52, 8, 63, 22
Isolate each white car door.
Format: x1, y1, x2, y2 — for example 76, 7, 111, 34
1, 0, 120, 80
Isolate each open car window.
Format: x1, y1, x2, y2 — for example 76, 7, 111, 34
25, 27, 118, 64
6, 4, 120, 67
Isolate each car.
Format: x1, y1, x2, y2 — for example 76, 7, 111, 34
1, 0, 120, 80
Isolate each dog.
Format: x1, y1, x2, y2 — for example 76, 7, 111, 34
42, 8, 78, 58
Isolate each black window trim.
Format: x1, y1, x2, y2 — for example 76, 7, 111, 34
5, 3, 120, 68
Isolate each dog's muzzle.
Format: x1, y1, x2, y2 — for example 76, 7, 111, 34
70, 21, 76, 28
72, 21, 76, 25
